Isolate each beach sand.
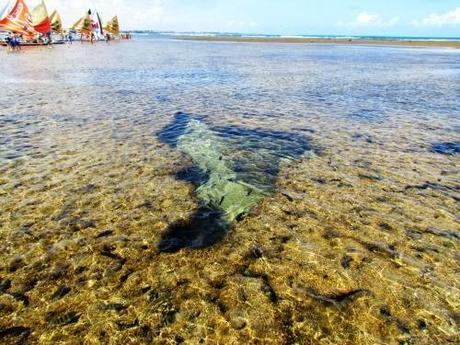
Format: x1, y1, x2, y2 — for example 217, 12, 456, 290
175, 35, 460, 49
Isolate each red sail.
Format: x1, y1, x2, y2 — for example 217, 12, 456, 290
33, 17, 51, 33
31, 0, 51, 34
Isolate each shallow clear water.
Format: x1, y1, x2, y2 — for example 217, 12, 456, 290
0, 39, 459, 344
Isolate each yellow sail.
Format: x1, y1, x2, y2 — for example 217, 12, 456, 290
49, 10, 62, 33
104, 15, 119, 35
30, 0, 50, 34
71, 13, 91, 34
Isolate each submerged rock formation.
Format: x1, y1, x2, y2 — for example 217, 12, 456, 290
157, 112, 313, 252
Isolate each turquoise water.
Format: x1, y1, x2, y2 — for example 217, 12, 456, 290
132, 31, 460, 41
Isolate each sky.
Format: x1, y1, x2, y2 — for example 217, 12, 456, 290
19, 0, 460, 37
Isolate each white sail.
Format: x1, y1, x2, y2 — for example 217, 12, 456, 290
0, 1, 11, 21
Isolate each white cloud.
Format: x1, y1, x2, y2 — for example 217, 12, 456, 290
387, 17, 400, 26
350, 12, 399, 27
356, 12, 380, 26
413, 7, 460, 26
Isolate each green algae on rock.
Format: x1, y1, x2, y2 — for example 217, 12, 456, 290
157, 112, 313, 252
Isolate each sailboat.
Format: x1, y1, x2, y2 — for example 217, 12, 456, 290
49, 10, 62, 33
30, 0, 50, 34
71, 11, 92, 35
89, 10, 104, 39
0, 0, 36, 38
104, 16, 119, 36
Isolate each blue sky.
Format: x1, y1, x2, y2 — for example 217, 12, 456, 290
26, 0, 460, 36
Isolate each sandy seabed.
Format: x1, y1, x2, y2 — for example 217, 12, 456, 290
176, 35, 460, 49
0, 40, 459, 344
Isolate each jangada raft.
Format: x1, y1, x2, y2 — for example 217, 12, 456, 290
0, 0, 121, 46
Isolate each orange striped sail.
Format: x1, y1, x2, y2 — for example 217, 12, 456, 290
31, 0, 50, 34
0, 0, 36, 37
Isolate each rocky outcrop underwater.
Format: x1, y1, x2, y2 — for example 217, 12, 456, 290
157, 112, 314, 252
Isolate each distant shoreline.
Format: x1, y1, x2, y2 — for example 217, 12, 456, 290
174, 35, 460, 49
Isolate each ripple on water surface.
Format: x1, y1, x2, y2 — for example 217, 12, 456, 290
0, 40, 459, 344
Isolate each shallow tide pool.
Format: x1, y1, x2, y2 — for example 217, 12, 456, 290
0, 39, 459, 344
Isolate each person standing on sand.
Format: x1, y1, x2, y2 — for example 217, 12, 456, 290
47, 32, 53, 49
13, 34, 21, 51
5, 33, 13, 52
90, 32, 95, 45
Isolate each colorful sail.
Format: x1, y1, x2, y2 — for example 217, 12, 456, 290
87, 9, 104, 36
31, 0, 50, 34
104, 16, 119, 35
0, 0, 36, 37
49, 10, 62, 33
71, 13, 92, 34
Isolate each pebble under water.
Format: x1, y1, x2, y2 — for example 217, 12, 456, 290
0, 39, 459, 344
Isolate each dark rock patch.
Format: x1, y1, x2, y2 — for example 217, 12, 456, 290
45, 311, 80, 326
95, 230, 113, 239
0, 326, 30, 341
361, 241, 399, 259
52, 203, 73, 221
100, 248, 126, 264
116, 318, 139, 330
417, 319, 428, 331
431, 142, 460, 155
292, 127, 315, 134
8, 257, 25, 273
158, 208, 228, 253
405, 182, 458, 193
249, 245, 264, 259
379, 223, 393, 232
9, 292, 29, 306
352, 133, 374, 144
136, 200, 154, 209
76, 184, 98, 194
100, 303, 128, 312
261, 279, 278, 303
380, 306, 392, 320
163, 309, 178, 326
405, 228, 423, 240
424, 227, 459, 240
358, 173, 383, 182
341, 255, 353, 269
0, 279, 12, 293
52, 286, 71, 300
306, 288, 369, 307
64, 218, 96, 232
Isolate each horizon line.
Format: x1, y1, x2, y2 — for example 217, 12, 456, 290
124, 31, 460, 39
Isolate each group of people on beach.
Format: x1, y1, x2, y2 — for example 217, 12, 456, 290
74, 32, 115, 44
4, 33, 22, 52
3, 31, 132, 52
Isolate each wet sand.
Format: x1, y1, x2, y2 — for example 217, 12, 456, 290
175, 35, 460, 49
